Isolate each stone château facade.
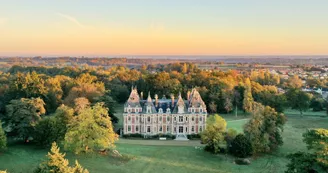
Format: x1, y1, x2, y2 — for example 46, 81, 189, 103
123, 87, 207, 138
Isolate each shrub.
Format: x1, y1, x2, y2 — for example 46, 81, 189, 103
225, 128, 237, 149
187, 134, 201, 140
0, 121, 7, 151
230, 134, 253, 158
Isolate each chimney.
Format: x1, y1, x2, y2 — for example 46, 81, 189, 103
187, 91, 191, 100
170, 94, 175, 106
155, 94, 158, 107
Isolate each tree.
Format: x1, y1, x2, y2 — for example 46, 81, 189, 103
286, 89, 312, 116
35, 142, 89, 173
285, 152, 325, 173
285, 129, 328, 173
4, 98, 45, 142
243, 78, 253, 113
310, 98, 325, 112
96, 94, 119, 123
244, 103, 286, 154
0, 121, 7, 151
285, 75, 303, 89
303, 129, 328, 167
201, 114, 227, 154
73, 97, 90, 113
34, 106, 74, 147
229, 134, 253, 158
64, 103, 118, 154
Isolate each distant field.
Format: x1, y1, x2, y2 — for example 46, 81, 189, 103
1, 106, 327, 173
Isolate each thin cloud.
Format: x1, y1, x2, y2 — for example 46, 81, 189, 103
56, 12, 85, 28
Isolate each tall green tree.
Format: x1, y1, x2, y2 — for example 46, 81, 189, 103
244, 102, 286, 154
34, 105, 74, 147
64, 103, 118, 154
201, 114, 227, 154
286, 89, 312, 116
4, 98, 45, 142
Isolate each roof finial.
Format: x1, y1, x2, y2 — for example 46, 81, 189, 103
147, 91, 152, 102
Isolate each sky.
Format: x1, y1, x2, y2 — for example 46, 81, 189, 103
1, 0, 328, 56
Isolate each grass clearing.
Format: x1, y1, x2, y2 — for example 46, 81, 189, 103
1, 107, 328, 173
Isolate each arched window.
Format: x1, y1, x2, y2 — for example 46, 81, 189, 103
147, 117, 151, 122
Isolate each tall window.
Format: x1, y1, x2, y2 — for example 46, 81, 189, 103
191, 126, 194, 132
179, 116, 183, 122
128, 126, 131, 132
136, 126, 139, 132
147, 117, 151, 122
200, 116, 203, 121
159, 126, 162, 132
192, 117, 194, 121
167, 116, 170, 122
159, 116, 162, 122
147, 126, 151, 133
200, 126, 203, 132
185, 127, 188, 132
167, 126, 170, 132
128, 116, 131, 121
136, 116, 139, 122
185, 117, 188, 121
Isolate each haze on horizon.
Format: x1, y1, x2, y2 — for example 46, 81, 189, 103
1, 0, 328, 56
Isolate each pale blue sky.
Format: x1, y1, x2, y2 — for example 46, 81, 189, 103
1, 0, 328, 56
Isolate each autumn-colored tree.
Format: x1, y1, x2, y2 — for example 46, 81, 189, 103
73, 97, 90, 113
35, 142, 89, 173
64, 103, 118, 154
243, 78, 253, 113
285, 75, 303, 89
303, 129, 328, 167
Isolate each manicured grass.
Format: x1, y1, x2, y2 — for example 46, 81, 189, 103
1, 106, 328, 173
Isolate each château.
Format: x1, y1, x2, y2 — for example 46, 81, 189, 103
123, 87, 207, 138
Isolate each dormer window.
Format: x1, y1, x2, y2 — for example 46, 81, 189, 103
147, 106, 151, 113
158, 108, 163, 114
166, 108, 171, 113
178, 106, 184, 114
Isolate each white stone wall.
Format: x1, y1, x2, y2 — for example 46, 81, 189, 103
123, 113, 207, 135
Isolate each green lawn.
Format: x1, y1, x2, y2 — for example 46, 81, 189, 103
1, 108, 328, 173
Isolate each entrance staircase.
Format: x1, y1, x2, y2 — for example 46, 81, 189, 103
175, 134, 189, 141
